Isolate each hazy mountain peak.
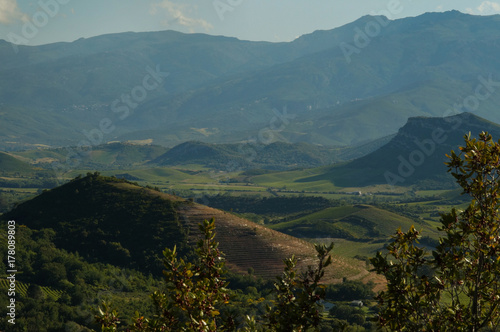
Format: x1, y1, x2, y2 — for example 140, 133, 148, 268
3, 12, 500, 150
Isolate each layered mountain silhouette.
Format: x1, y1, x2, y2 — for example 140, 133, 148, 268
3, 11, 500, 149
151, 141, 339, 170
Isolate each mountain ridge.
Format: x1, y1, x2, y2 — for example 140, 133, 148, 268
3, 11, 500, 150
151, 139, 394, 170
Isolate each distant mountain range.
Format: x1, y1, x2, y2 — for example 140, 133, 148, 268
3, 11, 500, 150
9, 137, 392, 172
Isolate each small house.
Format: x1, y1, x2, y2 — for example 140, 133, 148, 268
350, 300, 363, 307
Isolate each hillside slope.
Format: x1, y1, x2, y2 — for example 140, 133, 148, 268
345, 113, 500, 186
269, 204, 439, 240
0, 152, 57, 189
0, 152, 36, 174
247, 113, 500, 190
1, 173, 184, 273
177, 201, 379, 284
1, 174, 377, 283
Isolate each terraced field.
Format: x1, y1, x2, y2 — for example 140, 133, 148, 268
0, 279, 63, 300
176, 201, 384, 287
109, 180, 385, 286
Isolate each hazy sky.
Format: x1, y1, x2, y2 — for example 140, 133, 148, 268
1, 0, 500, 46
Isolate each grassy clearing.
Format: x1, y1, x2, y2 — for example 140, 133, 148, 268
312, 238, 387, 259
250, 167, 415, 195
0, 188, 39, 194
250, 167, 340, 191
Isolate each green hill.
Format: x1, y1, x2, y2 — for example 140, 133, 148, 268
269, 204, 438, 240
278, 113, 500, 189
152, 141, 246, 167
152, 141, 339, 170
2, 173, 183, 274
152, 140, 392, 170
248, 113, 500, 190
0, 152, 35, 174
0, 152, 58, 190
0, 174, 385, 329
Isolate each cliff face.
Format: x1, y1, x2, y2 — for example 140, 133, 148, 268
330, 113, 500, 187
389, 112, 500, 154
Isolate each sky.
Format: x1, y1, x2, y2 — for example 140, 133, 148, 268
1, 0, 500, 46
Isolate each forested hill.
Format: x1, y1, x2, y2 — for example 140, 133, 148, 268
2, 173, 375, 281
2, 173, 185, 274
151, 139, 395, 170
152, 141, 338, 170
0, 152, 58, 188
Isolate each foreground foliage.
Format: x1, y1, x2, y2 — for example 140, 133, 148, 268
95, 218, 334, 331
0, 225, 161, 331
1, 173, 376, 331
372, 132, 500, 331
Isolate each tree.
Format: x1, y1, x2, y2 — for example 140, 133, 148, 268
27, 284, 46, 300
130, 218, 231, 331
94, 218, 334, 331
264, 242, 333, 332
371, 132, 500, 331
